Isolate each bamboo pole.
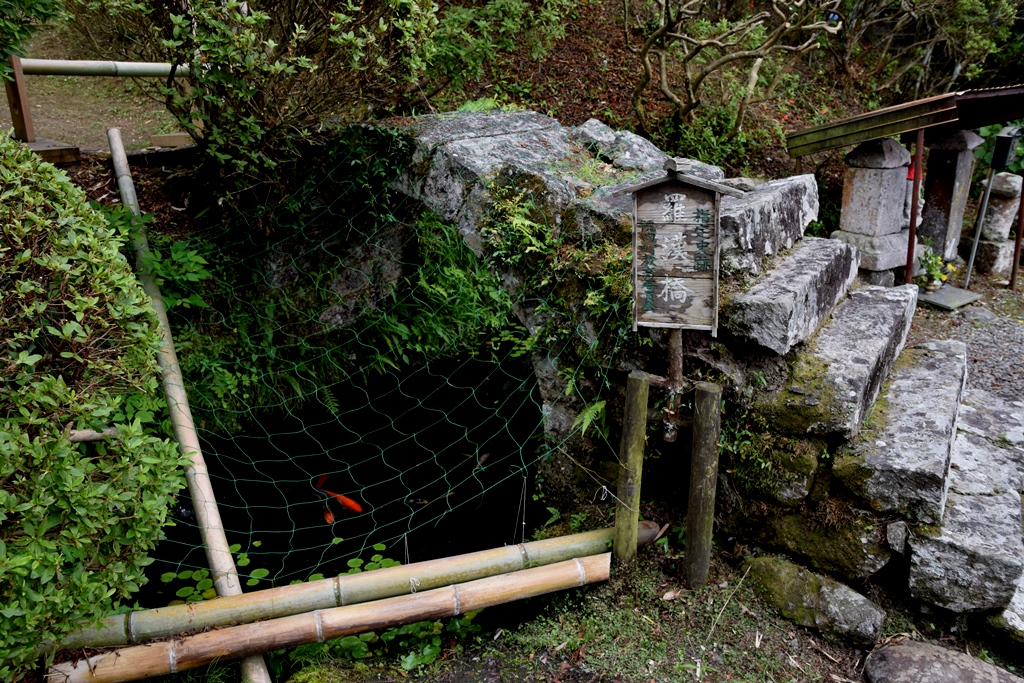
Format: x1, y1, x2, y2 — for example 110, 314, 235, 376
67, 428, 116, 442
106, 129, 272, 683
20, 58, 188, 77
55, 523, 659, 651
614, 371, 649, 566
48, 555, 611, 683
685, 382, 722, 589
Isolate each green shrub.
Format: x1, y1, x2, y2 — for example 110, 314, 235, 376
0, 0, 63, 80
0, 136, 188, 679
68, 0, 437, 184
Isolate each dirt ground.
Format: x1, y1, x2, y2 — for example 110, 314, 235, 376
1, 26, 181, 151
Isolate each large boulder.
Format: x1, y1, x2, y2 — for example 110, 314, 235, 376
865, 642, 1024, 683
746, 556, 885, 647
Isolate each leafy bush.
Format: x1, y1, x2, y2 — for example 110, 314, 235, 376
69, 0, 437, 182
0, 136, 187, 678
0, 0, 62, 80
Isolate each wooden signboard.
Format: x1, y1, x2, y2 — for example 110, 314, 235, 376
624, 167, 742, 335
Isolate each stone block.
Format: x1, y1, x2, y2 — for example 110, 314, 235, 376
957, 389, 1024, 449
960, 238, 1018, 277
663, 155, 725, 180
832, 340, 967, 525
858, 269, 895, 287
887, 521, 908, 554
831, 229, 926, 271
718, 177, 758, 192
989, 583, 1024, 645
757, 285, 918, 437
909, 489, 1024, 612
747, 556, 885, 647
722, 237, 858, 354
719, 175, 819, 275
920, 132, 982, 260
840, 166, 910, 236
758, 511, 891, 579
845, 139, 911, 169
981, 193, 1022, 241
985, 171, 1024, 198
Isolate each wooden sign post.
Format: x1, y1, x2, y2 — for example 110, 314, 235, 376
615, 160, 741, 578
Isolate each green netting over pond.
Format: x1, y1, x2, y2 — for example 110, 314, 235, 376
140, 129, 638, 605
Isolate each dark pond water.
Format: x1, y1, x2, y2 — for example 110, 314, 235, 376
135, 355, 547, 608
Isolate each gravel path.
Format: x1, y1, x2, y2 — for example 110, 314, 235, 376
908, 274, 1024, 404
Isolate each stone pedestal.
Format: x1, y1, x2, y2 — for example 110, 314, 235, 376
831, 228, 925, 272
980, 173, 1023, 242
960, 237, 1020, 277
840, 140, 911, 238
920, 130, 984, 260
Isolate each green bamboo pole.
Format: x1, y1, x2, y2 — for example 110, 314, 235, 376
613, 370, 650, 565
20, 58, 188, 77
50, 555, 611, 683
55, 523, 659, 651
107, 128, 272, 683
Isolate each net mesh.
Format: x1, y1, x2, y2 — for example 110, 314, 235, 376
137, 129, 635, 604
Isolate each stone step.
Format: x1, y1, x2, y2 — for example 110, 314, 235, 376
719, 175, 819, 275
722, 237, 858, 355
908, 390, 1024, 613
832, 340, 967, 525
756, 284, 918, 437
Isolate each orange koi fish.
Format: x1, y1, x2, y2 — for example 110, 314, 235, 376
323, 508, 336, 524
324, 489, 363, 513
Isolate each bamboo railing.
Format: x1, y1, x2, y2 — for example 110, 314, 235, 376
56, 522, 658, 652
107, 128, 272, 683
48, 555, 611, 683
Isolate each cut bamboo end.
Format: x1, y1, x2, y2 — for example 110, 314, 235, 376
57, 523, 657, 653
48, 555, 611, 683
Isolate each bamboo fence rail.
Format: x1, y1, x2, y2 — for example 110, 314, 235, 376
107, 129, 272, 683
48, 555, 611, 683
56, 522, 658, 652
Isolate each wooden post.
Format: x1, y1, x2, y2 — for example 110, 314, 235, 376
904, 128, 924, 285
613, 370, 649, 565
4, 55, 35, 142
663, 329, 684, 442
685, 381, 721, 589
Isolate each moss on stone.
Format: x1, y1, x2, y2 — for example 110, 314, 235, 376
754, 351, 840, 435
746, 556, 824, 628
766, 510, 890, 579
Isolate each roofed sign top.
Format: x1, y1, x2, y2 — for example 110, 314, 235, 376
620, 160, 742, 336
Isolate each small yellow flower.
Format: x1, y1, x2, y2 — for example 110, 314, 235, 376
941, 274, 947, 281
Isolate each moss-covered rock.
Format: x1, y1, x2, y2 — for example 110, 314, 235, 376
770, 510, 890, 579
746, 556, 884, 647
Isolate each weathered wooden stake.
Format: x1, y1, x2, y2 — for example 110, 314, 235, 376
4, 55, 35, 142
663, 329, 684, 442
685, 381, 722, 589
614, 370, 649, 565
